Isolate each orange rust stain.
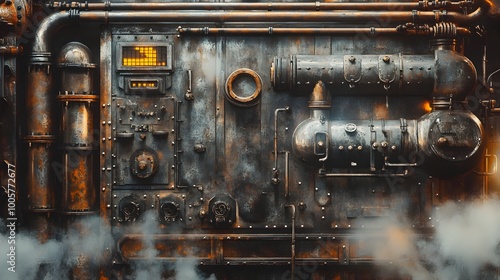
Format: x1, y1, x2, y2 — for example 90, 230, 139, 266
121, 240, 145, 259
374, 103, 389, 119
69, 157, 91, 210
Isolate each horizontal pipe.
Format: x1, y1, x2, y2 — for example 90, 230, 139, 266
33, 0, 492, 54
76, 9, 486, 25
48, 1, 468, 11
178, 26, 471, 36
272, 49, 477, 99
320, 171, 410, 177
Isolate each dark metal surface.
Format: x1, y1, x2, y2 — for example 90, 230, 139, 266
3, 0, 500, 279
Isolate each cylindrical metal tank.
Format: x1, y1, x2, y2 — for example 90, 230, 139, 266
272, 48, 477, 100
56, 42, 98, 214
25, 60, 57, 212
292, 82, 484, 178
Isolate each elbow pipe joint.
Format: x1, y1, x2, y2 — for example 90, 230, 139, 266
30, 11, 75, 63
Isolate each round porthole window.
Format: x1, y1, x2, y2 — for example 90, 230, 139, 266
225, 68, 262, 107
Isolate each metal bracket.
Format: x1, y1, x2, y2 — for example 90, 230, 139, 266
185, 69, 194, 100
315, 132, 328, 162
344, 55, 361, 85
369, 120, 376, 171
378, 55, 396, 87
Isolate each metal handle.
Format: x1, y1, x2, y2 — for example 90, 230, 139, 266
318, 133, 329, 162
185, 70, 194, 100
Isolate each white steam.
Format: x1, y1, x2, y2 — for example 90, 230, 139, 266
432, 199, 500, 278
357, 199, 500, 280
1, 212, 218, 280
0, 216, 113, 280
130, 211, 217, 280
5, 199, 499, 279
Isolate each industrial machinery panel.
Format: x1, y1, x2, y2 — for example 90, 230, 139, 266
2, 0, 500, 280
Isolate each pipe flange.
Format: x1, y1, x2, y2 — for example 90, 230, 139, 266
23, 134, 57, 143
30, 52, 51, 64
225, 68, 262, 107
56, 94, 99, 102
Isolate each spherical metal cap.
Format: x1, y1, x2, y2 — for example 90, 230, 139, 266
57, 42, 96, 68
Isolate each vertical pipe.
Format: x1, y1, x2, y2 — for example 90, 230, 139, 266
56, 42, 98, 280
25, 54, 57, 243
285, 151, 290, 198
25, 61, 56, 212
56, 42, 98, 214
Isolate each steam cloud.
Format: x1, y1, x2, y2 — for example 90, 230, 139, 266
357, 198, 500, 280
3, 199, 500, 279
0, 216, 113, 280
0, 212, 216, 280
124, 211, 216, 280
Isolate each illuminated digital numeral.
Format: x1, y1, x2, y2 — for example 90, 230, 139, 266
122, 46, 167, 67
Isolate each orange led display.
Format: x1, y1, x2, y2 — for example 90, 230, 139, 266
122, 46, 167, 67
130, 81, 158, 88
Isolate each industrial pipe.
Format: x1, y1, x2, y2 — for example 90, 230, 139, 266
56, 42, 97, 214
292, 82, 485, 178
271, 44, 477, 100
48, 1, 470, 11
25, 59, 56, 212
25, 11, 75, 217
31, 0, 493, 55
75, 9, 488, 25
177, 25, 471, 36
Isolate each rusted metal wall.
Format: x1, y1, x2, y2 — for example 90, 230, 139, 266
2, 0, 500, 279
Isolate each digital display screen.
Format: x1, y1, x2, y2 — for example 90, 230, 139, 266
130, 80, 158, 89
122, 46, 168, 67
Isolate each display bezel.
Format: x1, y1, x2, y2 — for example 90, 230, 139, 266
116, 42, 173, 71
